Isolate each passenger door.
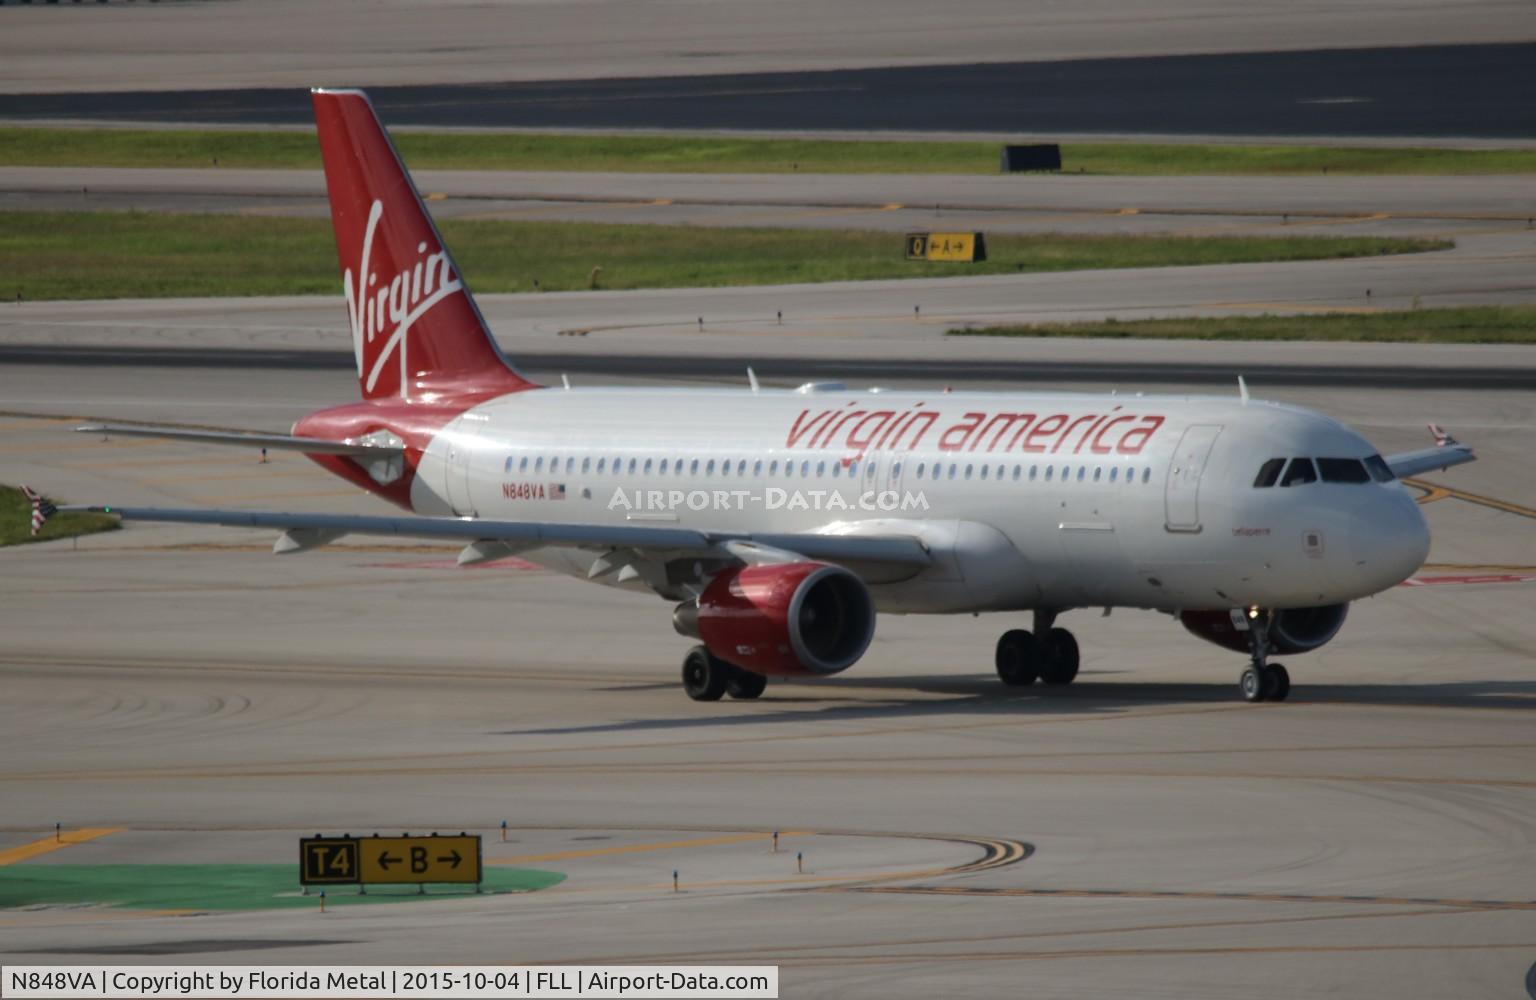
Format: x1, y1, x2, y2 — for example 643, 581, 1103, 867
1164, 424, 1222, 532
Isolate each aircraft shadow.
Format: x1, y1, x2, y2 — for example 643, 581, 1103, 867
503, 674, 1536, 737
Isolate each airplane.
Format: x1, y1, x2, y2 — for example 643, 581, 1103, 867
44, 88, 1477, 704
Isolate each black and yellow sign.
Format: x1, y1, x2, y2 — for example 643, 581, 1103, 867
358, 834, 482, 885
300, 836, 361, 885
905, 232, 986, 262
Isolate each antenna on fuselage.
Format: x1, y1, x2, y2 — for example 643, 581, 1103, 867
1237, 375, 1249, 404
747, 367, 760, 394
562, 374, 572, 390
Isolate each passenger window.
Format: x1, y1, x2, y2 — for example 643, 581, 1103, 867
1141, 468, 1150, 484
948, 464, 957, 480
1109, 467, 1118, 483
645, 458, 654, 474
1318, 458, 1370, 484
980, 465, 989, 480
1045, 466, 1054, 481
1012, 466, 1021, 481
597, 458, 606, 473
917, 462, 926, 478
706, 459, 715, 475
831, 463, 841, 478
691, 459, 700, 474
1077, 467, 1086, 482
754, 460, 763, 476
1364, 455, 1395, 482
965, 464, 973, 480
582, 457, 591, 473
1093, 467, 1102, 482
801, 461, 811, 477
628, 458, 637, 474
1253, 457, 1285, 488
769, 460, 778, 475
1280, 458, 1317, 486
519, 457, 529, 472
659, 459, 668, 473
1029, 465, 1038, 481
816, 461, 825, 477
535, 457, 544, 472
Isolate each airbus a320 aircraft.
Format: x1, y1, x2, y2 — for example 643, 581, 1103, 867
49, 89, 1476, 704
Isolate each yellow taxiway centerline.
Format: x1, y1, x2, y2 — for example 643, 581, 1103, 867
0, 827, 123, 866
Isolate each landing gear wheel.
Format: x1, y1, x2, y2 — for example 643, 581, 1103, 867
1240, 666, 1267, 703
1039, 627, 1081, 686
725, 666, 769, 700
995, 629, 1039, 686
1266, 663, 1291, 702
682, 645, 728, 702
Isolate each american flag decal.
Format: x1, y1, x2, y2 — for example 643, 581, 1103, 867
20, 484, 57, 537
550, 482, 567, 500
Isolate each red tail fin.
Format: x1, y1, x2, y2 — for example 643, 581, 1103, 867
311, 88, 537, 401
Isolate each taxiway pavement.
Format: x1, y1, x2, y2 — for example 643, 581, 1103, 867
1, 358, 1534, 995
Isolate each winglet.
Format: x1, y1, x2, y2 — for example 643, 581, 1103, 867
1428, 423, 1458, 448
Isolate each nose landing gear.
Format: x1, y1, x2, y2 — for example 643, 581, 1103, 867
1241, 611, 1291, 703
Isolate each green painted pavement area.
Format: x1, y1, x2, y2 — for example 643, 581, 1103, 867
0, 865, 564, 911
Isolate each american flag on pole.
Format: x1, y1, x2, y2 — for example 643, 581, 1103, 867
20, 485, 57, 537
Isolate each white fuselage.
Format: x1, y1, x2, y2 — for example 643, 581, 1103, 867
410, 386, 1429, 615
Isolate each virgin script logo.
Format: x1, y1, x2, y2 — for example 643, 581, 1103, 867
343, 199, 463, 397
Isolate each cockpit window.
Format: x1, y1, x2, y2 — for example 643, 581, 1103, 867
1280, 458, 1317, 486
1253, 458, 1286, 488
1364, 455, 1395, 482
1317, 458, 1371, 484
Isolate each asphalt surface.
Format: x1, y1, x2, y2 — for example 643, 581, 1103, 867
2, 364, 1533, 995
4, 344, 1534, 392
8, 167, 1532, 220
4, 43, 1533, 138
5, 0, 1532, 97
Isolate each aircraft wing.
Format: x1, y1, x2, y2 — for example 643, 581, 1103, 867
1384, 424, 1476, 479
58, 504, 933, 570
75, 423, 400, 458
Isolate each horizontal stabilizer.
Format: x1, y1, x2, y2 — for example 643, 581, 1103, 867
1385, 424, 1476, 478
75, 423, 401, 457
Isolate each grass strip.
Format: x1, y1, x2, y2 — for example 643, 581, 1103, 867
0, 864, 563, 911
948, 306, 1536, 344
3, 127, 1534, 175
0, 484, 118, 547
0, 209, 1449, 301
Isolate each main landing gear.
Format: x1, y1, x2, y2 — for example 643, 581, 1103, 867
995, 610, 1080, 688
682, 645, 768, 702
1240, 610, 1291, 703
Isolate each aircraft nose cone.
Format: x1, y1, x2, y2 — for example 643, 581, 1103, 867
1349, 493, 1430, 592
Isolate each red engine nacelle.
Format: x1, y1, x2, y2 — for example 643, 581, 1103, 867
692, 562, 876, 677
1181, 604, 1349, 655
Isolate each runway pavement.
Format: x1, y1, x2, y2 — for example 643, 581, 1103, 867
1, 357, 1533, 994
5, 43, 1535, 139
3, 0, 1532, 99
